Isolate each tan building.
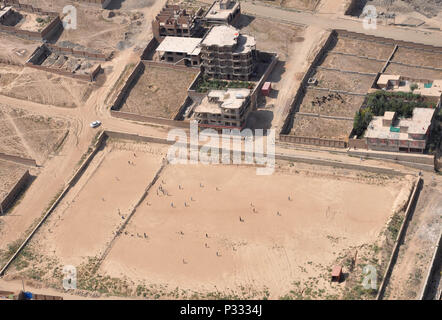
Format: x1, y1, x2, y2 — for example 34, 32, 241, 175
194, 88, 251, 129
203, 0, 241, 25
152, 4, 203, 40
156, 36, 202, 66
200, 25, 256, 80
377, 74, 401, 89
364, 108, 436, 153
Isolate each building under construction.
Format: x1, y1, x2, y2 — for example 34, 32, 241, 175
200, 25, 256, 80
193, 88, 251, 129
202, 0, 241, 26
152, 4, 204, 40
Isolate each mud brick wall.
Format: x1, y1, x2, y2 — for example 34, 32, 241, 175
0, 170, 31, 214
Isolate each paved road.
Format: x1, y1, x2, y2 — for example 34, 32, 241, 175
240, 1, 442, 47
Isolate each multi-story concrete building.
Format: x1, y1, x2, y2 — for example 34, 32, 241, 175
202, 0, 241, 25
193, 88, 251, 129
152, 4, 203, 40
364, 108, 436, 153
200, 25, 256, 80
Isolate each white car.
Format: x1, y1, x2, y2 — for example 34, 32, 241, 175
90, 120, 101, 128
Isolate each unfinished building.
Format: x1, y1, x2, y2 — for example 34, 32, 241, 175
193, 88, 251, 129
200, 25, 256, 80
202, 0, 241, 26
26, 44, 104, 82
364, 108, 436, 153
0, 2, 61, 40
156, 36, 202, 66
152, 4, 204, 40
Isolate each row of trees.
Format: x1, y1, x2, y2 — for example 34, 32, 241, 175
353, 91, 433, 137
196, 77, 254, 93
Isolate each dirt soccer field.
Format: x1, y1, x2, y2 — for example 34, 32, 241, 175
4, 139, 414, 299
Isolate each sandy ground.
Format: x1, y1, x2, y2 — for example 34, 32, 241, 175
238, 16, 305, 59
0, 66, 98, 108
291, 115, 353, 140
1, 138, 408, 299
384, 63, 442, 81
99, 161, 401, 298
298, 90, 365, 117
0, 104, 70, 164
30, 141, 168, 267
331, 37, 395, 60
120, 63, 198, 119
385, 174, 442, 299
313, 69, 376, 94
321, 53, 384, 73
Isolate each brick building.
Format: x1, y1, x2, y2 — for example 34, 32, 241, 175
152, 4, 203, 40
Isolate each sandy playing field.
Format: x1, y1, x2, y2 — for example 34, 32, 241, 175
99, 159, 403, 298
33, 141, 168, 267
3, 138, 411, 299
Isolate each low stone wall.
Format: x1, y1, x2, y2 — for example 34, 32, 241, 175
111, 60, 144, 110
0, 152, 37, 167
25, 62, 101, 82
0, 170, 31, 214
110, 110, 190, 128
376, 177, 422, 300
280, 30, 336, 136
47, 44, 109, 61
348, 137, 368, 149
0, 131, 107, 276
420, 231, 442, 300
280, 134, 347, 148
335, 29, 442, 53
348, 149, 435, 166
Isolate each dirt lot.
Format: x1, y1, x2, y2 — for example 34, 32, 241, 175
258, 0, 320, 11
14, 12, 53, 32
0, 65, 97, 108
238, 16, 305, 59
120, 63, 198, 119
17, 0, 157, 53
312, 69, 376, 94
331, 37, 395, 60
0, 33, 38, 65
0, 107, 29, 158
291, 115, 354, 140
384, 63, 442, 81
298, 89, 365, 117
321, 53, 384, 74
0, 104, 69, 163
365, 0, 442, 19
0, 160, 27, 204
2, 138, 410, 299
392, 47, 442, 69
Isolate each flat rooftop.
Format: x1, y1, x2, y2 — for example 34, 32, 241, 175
202, 25, 255, 53
365, 108, 435, 140
378, 74, 401, 85
195, 88, 250, 114
205, 0, 239, 20
156, 36, 202, 56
